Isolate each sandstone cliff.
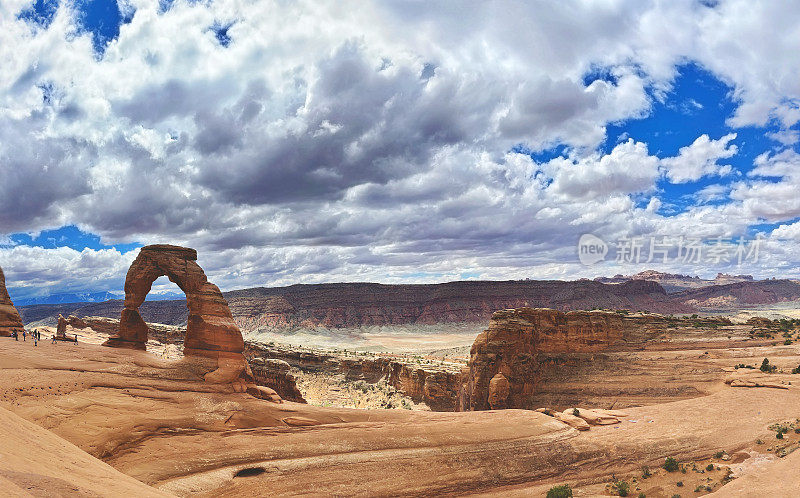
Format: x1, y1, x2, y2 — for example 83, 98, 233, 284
20, 279, 685, 333
0, 266, 24, 337
247, 343, 463, 411
460, 308, 627, 411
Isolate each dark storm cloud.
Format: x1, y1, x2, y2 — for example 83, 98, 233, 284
0, 112, 95, 232
194, 42, 499, 205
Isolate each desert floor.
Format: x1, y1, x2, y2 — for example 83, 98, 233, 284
1, 323, 800, 497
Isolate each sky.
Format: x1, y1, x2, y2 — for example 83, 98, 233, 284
1, 0, 800, 303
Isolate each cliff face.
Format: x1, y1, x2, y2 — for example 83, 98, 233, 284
459, 308, 626, 411
247, 343, 463, 411
19, 279, 681, 333
248, 357, 306, 403
0, 267, 24, 337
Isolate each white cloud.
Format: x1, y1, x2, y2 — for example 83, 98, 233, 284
1, 0, 800, 293
661, 133, 738, 183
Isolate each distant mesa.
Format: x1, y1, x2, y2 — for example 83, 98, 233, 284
0, 266, 25, 337
594, 269, 754, 293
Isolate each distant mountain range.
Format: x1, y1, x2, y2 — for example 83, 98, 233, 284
17, 275, 800, 333
14, 290, 184, 306
594, 270, 755, 293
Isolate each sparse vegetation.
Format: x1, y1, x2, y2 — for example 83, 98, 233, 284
760, 358, 778, 373
641, 465, 651, 478
572, 408, 580, 417
611, 480, 630, 496
676, 480, 683, 487
705, 463, 714, 471
663, 457, 679, 472
546, 484, 573, 498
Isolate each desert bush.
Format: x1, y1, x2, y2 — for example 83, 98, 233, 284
777, 432, 784, 439
612, 480, 629, 497
676, 481, 683, 487
706, 463, 714, 471
713, 451, 724, 458
572, 408, 580, 417
760, 358, 777, 373
641, 465, 651, 478
663, 457, 679, 472
792, 365, 800, 374
546, 484, 572, 498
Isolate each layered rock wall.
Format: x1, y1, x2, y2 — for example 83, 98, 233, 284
460, 308, 626, 411
248, 357, 306, 403
0, 266, 24, 337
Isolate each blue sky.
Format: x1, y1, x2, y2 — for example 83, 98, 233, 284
2, 0, 800, 302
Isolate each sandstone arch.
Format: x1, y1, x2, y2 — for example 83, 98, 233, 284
103, 244, 244, 359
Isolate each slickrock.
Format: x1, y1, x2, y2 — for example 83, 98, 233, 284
568, 408, 621, 425
554, 410, 590, 431
727, 378, 790, 389
0, 266, 24, 337
460, 307, 625, 411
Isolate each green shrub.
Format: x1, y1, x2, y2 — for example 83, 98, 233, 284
706, 463, 714, 471
777, 432, 784, 439
792, 365, 800, 374
546, 484, 573, 498
676, 481, 683, 487
572, 408, 580, 417
638, 494, 646, 498
663, 457, 679, 472
612, 480, 630, 497
760, 358, 778, 373
641, 465, 651, 478
714, 451, 724, 458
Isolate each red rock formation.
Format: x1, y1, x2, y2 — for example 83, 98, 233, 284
460, 307, 625, 411
248, 357, 306, 403
0, 266, 24, 337
103, 245, 249, 386
104, 245, 244, 356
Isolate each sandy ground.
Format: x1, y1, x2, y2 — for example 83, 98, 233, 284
2, 321, 800, 496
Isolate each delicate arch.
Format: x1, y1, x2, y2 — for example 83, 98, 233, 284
103, 244, 244, 358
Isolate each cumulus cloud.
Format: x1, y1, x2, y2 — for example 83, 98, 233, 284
1, 0, 800, 294
661, 133, 738, 183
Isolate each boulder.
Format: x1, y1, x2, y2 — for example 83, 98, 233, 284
0, 266, 24, 337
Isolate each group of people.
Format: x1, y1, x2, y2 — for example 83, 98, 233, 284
10, 328, 61, 345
